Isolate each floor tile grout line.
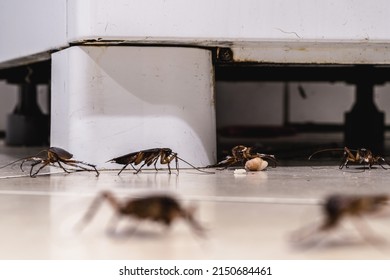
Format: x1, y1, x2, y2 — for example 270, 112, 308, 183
186, 195, 323, 205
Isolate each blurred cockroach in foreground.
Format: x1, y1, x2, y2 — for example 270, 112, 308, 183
76, 191, 205, 237
208, 145, 277, 170
291, 194, 390, 246
309, 147, 390, 170
107, 148, 213, 175
0, 147, 99, 177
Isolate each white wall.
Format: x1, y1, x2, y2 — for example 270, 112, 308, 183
2, 0, 390, 66
216, 81, 390, 128
1, 79, 390, 133
0, 82, 49, 131
216, 82, 284, 127
0, 0, 66, 65
289, 82, 354, 124
376, 83, 390, 123
0, 82, 18, 131
67, 0, 390, 43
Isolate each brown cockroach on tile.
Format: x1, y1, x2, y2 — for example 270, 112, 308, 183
208, 145, 277, 170
320, 194, 389, 231
291, 193, 390, 246
76, 191, 205, 237
309, 147, 390, 170
0, 146, 99, 177
107, 148, 213, 175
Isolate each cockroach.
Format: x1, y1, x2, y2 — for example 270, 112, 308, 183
76, 191, 205, 237
208, 145, 277, 169
0, 147, 99, 177
291, 194, 390, 246
107, 148, 213, 175
308, 147, 390, 170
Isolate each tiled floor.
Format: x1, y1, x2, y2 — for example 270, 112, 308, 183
1, 142, 390, 260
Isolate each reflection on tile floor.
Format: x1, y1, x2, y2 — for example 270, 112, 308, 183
1, 144, 390, 259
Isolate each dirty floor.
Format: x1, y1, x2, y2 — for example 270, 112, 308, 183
1, 142, 390, 260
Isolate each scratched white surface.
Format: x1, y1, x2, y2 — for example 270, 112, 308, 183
2, 0, 390, 65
